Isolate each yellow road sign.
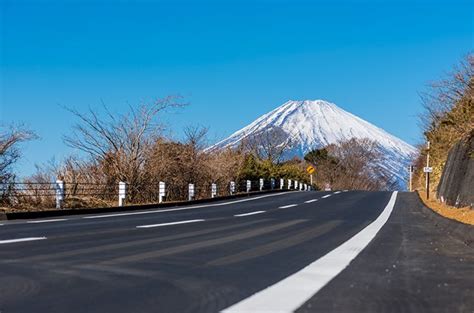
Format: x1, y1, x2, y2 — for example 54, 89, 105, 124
306, 165, 315, 174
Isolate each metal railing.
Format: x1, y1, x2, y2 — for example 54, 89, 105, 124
0, 178, 312, 210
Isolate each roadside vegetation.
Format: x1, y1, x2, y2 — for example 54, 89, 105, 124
0, 98, 311, 212
413, 53, 473, 223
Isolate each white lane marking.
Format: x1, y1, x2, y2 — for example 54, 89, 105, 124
0, 237, 47, 245
222, 192, 398, 313
234, 211, 266, 217
334, 191, 342, 194
321, 194, 332, 199
136, 219, 205, 229
304, 199, 318, 204
27, 219, 68, 224
84, 192, 294, 220
279, 204, 298, 209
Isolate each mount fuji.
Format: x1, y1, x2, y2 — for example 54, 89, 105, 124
208, 100, 417, 189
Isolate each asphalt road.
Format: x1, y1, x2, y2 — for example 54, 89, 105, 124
0, 191, 472, 313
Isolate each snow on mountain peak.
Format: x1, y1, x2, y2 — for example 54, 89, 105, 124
208, 99, 417, 189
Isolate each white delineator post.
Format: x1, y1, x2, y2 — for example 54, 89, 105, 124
230, 181, 236, 195
288, 179, 292, 190
246, 180, 251, 193
188, 183, 195, 201
259, 178, 264, 191
295, 181, 299, 190
211, 183, 217, 198
159, 181, 166, 203
118, 181, 126, 207
55, 180, 65, 209
280, 178, 284, 190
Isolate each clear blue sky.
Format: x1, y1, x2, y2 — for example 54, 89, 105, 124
1, 0, 473, 177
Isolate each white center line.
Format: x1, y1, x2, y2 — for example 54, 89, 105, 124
321, 194, 332, 199
0, 237, 47, 245
234, 211, 266, 217
222, 192, 398, 313
27, 219, 68, 224
136, 219, 205, 229
304, 199, 318, 204
279, 204, 298, 209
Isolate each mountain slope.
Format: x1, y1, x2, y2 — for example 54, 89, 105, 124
209, 100, 417, 189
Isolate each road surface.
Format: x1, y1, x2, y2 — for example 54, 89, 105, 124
0, 191, 472, 313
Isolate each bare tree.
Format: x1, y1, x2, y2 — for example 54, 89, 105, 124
0, 125, 37, 184
63, 96, 186, 200
306, 138, 397, 191
419, 53, 473, 135
243, 126, 296, 164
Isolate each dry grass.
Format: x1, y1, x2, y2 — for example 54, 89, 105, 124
417, 190, 474, 226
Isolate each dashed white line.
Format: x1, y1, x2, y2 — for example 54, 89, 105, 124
304, 199, 318, 204
27, 219, 68, 224
0, 237, 47, 245
136, 219, 205, 229
222, 192, 398, 313
84, 192, 295, 220
234, 211, 266, 217
279, 204, 298, 209
321, 194, 332, 199
334, 191, 342, 194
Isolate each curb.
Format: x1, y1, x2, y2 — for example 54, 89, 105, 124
2, 189, 293, 221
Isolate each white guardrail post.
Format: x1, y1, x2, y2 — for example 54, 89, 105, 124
55, 180, 65, 209
280, 178, 284, 190
246, 180, 251, 193
211, 183, 217, 198
188, 183, 195, 201
230, 181, 236, 195
118, 181, 126, 207
159, 181, 166, 203
288, 179, 292, 190
259, 178, 264, 191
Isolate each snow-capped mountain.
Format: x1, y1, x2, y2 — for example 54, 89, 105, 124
208, 100, 417, 189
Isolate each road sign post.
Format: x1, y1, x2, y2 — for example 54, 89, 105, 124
425, 141, 431, 199
307, 166, 315, 187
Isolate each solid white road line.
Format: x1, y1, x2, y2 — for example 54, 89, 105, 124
304, 199, 318, 204
27, 219, 68, 224
0, 237, 47, 245
84, 192, 295, 220
321, 194, 332, 199
136, 219, 205, 229
279, 204, 298, 209
234, 211, 266, 217
222, 191, 398, 313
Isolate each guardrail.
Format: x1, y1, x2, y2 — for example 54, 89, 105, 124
1, 178, 312, 210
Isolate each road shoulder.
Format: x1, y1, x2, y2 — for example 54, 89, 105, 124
297, 192, 474, 313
